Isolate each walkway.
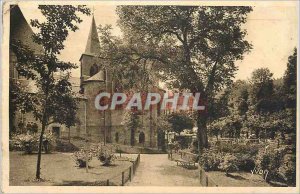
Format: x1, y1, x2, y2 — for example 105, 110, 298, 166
127, 154, 201, 186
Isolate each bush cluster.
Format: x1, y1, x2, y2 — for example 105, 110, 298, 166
255, 147, 296, 186
72, 145, 116, 168
11, 132, 55, 154
200, 150, 256, 173
72, 149, 93, 168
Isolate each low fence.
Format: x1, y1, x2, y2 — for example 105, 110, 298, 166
106, 154, 140, 186
199, 167, 218, 187
168, 150, 218, 187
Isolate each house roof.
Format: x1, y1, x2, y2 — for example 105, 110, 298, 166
10, 5, 44, 55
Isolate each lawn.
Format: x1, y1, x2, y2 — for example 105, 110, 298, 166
9, 151, 135, 186
206, 171, 271, 187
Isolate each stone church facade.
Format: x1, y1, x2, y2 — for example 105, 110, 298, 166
9, 5, 161, 148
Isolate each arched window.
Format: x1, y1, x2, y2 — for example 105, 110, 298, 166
139, 132, 145, 144
90, 64, 99, 77
115, 132, 119, 143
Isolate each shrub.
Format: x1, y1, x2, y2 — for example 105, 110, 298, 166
97, 151, 115, 166
236, 153, 256, 171
215, 142, 259, 156
255, 148, 287, 183
72, 149, 93, 168
89, 145, 116, 166
11, 132, 56, 154
282, 154, 296, 186
199, 150, 224, 171
219, 154, 239, 176
12, 134, 38, 154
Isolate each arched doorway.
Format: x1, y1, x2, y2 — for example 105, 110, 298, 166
157, 130, 166, 151
139, 132, 145, 145
115, 132, 119, 143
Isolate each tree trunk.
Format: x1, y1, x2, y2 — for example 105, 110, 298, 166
197, 111, 208, 151
36, 119, 46, 179
68, 127, 71, 143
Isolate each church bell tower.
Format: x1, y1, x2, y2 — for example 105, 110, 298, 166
79, 15, 105, 91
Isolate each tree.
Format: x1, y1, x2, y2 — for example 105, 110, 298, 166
249, 68, 275, 113
229, 80, 249, 115
116, 6, 252, 149
283, 48, 297, 109
96, 25, 157, 93
10, 5, 90, 179
167, 112, 194, 134
122, 111, 141, 146
209, 88, 231, 121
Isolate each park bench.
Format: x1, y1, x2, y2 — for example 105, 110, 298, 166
175, 150, 198, 168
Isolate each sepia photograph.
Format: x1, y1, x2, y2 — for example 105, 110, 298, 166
0, 0, 299, 193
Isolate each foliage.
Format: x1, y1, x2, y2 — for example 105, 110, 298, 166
208, 115, 243, 138
9, 81, 36, 136
215, 142, 259, 156
168, 141, 180, 150
122, 111, 141, 146
12, 134, 38, 154
167, 112, 194, 134
97, 25, 157, 92
283, 154, 296, 186
255, 148, 287, 182
200, 144, 256, 172
199, 150, 224, 171
72, 149, 93, 168
235, 153, 255, 171
26, 122, 39, 134
249, 68, 275, 113
210, 89, 231, 120
10, 5, 90, 179
97, 151, 115, 166
157, 114, 172, 132
283, 48, 297, 109
116, 6, 253, 148
11, 132, 55, 154
228, 80, 249, 115
218, 154, 239, 175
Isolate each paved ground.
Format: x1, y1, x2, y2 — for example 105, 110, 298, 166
127, 154, 201, 186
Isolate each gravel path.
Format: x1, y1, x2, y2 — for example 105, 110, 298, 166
127, 154, 201, 186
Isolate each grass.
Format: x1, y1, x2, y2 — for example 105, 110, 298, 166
10, 151, 135, 186
205, 171, 271, 187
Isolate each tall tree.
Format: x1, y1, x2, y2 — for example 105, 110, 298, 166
10, 5, 90, 179
116, 6, 252, 149
283, 48, 297, 109
249, 68, 275, 113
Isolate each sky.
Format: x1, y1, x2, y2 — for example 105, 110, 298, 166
19, 4, 298, 81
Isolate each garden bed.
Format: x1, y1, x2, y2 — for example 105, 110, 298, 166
9, 151, 136, 186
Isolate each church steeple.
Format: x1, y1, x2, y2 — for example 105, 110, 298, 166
83, 15, 101, 56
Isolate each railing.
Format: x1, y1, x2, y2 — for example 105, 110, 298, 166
199, 167, 218, 187
106, 154, 140, 186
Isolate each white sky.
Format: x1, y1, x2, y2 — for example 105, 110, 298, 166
19, 4, 298, 81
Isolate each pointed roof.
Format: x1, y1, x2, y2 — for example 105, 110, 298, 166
82, 16, 101, 57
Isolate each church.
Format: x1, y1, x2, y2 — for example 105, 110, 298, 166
9, 5, 162, 148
